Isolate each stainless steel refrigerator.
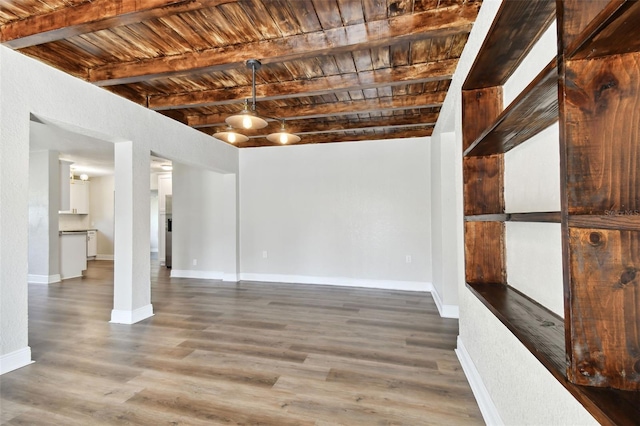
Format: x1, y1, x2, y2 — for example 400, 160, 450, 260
165, 195, 172, 268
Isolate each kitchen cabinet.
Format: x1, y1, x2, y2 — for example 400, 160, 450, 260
67, 180, 90, 214
60, 231, 87, 279
158, 173, 172, 213
87, 230, 97, 258
59, 160, 72, 211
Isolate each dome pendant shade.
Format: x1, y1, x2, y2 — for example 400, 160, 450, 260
213, 128, 249, 144
267, 122, 300, 144
226, 109, 268, 129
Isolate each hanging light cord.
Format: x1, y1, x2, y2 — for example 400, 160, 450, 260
251, 61, 258, 112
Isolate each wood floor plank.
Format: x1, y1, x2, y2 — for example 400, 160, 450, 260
273, 375, 483, 424
0, 260, 483, 425
183, 349, 330, 381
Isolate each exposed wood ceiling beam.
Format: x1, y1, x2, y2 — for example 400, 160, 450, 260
201, 114, 439, 136
0, 0, 236, 49
233, 127, 435, 148
188, 92, 446, 128
158, 109, 188, 124
88, 4, 478, 86
294, 122, 434, 136
148, 60, 457, 110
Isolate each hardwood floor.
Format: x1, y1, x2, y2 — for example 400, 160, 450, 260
1, 261, 483, 425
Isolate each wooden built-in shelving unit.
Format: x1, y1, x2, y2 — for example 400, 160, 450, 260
462, 1, 640, 424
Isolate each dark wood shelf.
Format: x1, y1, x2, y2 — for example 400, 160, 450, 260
465, 211, 561, 223
568, 0, 640, 60
463, 59, 558, 158
568, 214, 640, 231
463, 0, 556, 90
467, 282, 640, 426
509, 211, 561, 223
466, 282, 566, 374
464, 214, 508, 222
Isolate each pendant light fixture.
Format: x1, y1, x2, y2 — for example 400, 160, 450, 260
225, 59, 268, 130
213, 59, 301, 145
267, 120, 300, 144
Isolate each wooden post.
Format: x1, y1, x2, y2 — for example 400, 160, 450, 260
558, 0, 640, 391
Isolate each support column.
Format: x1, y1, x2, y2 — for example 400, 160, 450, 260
0, 113, 32, 374
111, 141, 153, 324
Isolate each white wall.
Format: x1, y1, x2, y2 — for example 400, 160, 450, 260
0, 44, 238, 373
504, 123, 563, 316
430, 131, 464, 317
27, 150, 60, 284
431, 0, 598, 424
239, 139, 432, 291
171, 164, 226, 278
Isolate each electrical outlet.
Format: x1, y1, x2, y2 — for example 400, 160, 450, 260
192, 259, 197, 266
406, 255, 412, 264
262, 250, 268, 259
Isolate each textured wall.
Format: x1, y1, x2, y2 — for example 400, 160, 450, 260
28, 150, 60, 279
171, 164, 226, 275
239, 139, 431, 290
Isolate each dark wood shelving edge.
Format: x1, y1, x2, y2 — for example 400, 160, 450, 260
509, 211, 561, 223
463, 59, 559, 158
465, 211, 561, 223
466, 282, 640, 426
464, 214, 508, 222
567, 0, 640, 60
462, 0, 556, 89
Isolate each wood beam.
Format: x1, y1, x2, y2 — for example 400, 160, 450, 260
201, 114, 438, 136
158, 109, 188, 124
0, 0, 237, 49
187, 92, 446, 128
231, 127, 434, 148
104, 85, 147, 105
148, 60, 457, 110
88, 4, 479, 86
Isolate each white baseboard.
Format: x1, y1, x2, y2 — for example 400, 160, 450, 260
431, 285, 460, 318
456, 336, 503, 426
96, 254, 114, 261
0, 347, 34, 375
223, 273, 239, 282
27, 274, 61, 284
239, 273, 432, 292
110, 304, 154, 324
170, 269, 224, 280
60, 273, 82, 280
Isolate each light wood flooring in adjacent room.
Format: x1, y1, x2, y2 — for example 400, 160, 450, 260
1, 261, 483, 425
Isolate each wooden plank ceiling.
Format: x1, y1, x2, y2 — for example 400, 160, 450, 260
0, 0, 481, 148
